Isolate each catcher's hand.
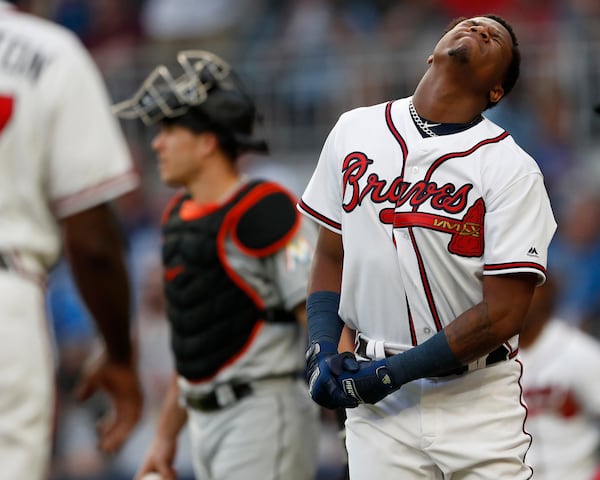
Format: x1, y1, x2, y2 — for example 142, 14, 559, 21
305, 342, 359, 409
336, 356, 399, 405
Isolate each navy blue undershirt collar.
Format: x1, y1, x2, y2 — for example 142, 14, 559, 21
410, 102, 484, 138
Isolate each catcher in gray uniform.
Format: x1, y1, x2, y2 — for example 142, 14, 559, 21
113, 50, 319, 480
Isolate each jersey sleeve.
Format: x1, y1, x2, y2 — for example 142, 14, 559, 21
297, 116, 344, 233
44, 33, 138, 218
483, 171, 557, 284
263, 217, 318, 311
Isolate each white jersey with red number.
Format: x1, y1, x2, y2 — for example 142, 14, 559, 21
298, 97, 556, 350
521, 319, 600, 480
0, 2, 138, 271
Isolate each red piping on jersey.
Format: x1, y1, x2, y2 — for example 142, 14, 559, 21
406, 295, 417, 346
516, 358, 534, 477
423, 131, 510, 183
385, 101, 408, 166
297, 199, 342, 231
229, 182, 301, 257
484, 262, 546, 275
408, 226, 444, 331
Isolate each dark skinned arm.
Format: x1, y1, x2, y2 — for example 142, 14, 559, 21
308, 226, 344, 295
62, 202, 132, 364
313, 225, 536, 362
61, 202, 143, 453
445, 272, 537, 363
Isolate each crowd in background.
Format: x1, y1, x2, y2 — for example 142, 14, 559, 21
10, 0, 600, 478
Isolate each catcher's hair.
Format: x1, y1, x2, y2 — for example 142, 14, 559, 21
443, 14, 521, 110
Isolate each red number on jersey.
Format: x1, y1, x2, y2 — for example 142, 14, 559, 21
0, 95, 14, 133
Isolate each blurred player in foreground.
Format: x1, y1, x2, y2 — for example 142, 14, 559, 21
299, 14, 556, 479
114, 50, 319, 480
0, 2, 143, 479
520, 277, 600, 480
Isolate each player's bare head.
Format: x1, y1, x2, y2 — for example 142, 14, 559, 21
435, 14, 521, 110
113, 50, 268, 159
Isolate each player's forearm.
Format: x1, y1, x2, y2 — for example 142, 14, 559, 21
443, 302, 511, 364
385, 273, 537, 385
155, 375, 188, 441
64, 204, 133, 364
307, 226, 343, 294
444, 273, 537, 363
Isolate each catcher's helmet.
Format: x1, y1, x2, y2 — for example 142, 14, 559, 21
113, 50, 268, 154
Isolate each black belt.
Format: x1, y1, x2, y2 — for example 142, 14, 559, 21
184, 372, 299, 412
185, 383, 253, 412
356, 337, 510, 377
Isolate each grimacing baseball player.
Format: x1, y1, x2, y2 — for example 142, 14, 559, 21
299, 14, 557, 479
0, 1, 143, 479
113, 50, 319, 480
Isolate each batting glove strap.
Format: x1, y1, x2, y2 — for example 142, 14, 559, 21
337, 358, 398, 405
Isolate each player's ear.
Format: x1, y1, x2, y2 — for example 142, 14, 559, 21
194, 131, 219, 157
488, 84, 504, 104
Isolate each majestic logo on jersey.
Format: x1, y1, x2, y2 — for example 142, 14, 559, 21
342, 151, 484, 257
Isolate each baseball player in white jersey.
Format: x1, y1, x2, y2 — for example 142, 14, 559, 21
520, 278, 600, 480
299, 14, 557, 479
113, 50, 319, 480
0, 2, 143, 479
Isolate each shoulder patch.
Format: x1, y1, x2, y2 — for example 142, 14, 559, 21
232, 182, 300, 257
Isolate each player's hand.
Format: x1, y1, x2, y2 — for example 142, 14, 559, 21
336, 357, 399, 405
305, 342, 360, 409
76, 350, 143, 453
135, 435, 178, 480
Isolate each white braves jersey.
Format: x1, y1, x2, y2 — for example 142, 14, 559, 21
299, 97, 556, 349
520, 320, 600, 480
0, 3, 138, 271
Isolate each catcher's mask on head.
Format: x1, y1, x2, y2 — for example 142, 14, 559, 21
112, 50, 268, 154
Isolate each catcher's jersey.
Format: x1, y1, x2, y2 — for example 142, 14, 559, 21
299, 97, 556, 348
521, 320, 600, 480
0, 3, 137, 271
